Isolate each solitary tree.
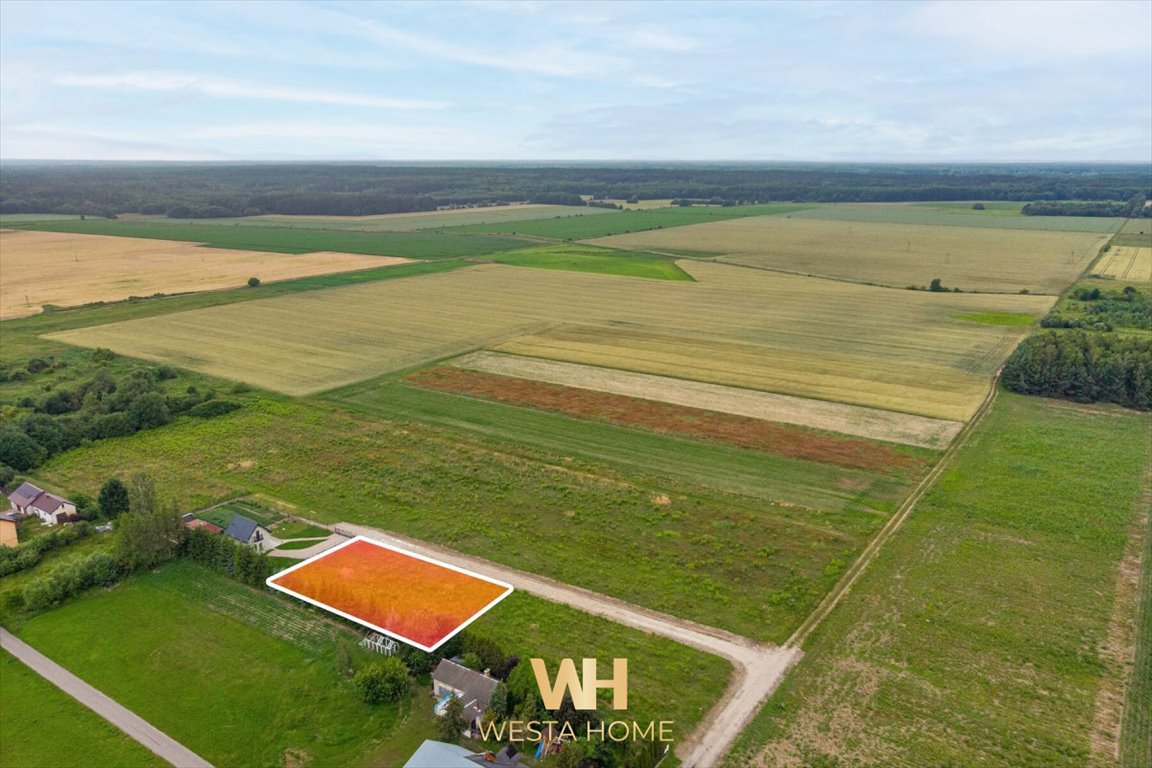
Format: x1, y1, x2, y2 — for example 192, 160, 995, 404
114, 473, 183, 571
354, 657, 410, 704
929, 277, 945, 292
247, 277, 261, 287
437, 695, 468, 743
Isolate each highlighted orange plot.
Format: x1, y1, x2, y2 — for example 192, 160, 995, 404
266, 537, 513, 651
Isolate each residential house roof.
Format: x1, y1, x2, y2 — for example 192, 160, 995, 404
0, 513, 18, 524
8, 482, 43, 508
402, 740, 476, 768
35, 494, 67, 514
433, 659, 499, 717
223, 515, 261, 543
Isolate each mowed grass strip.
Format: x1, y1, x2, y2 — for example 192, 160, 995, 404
792, 202, 1125, 232
3, 218, 532, 259
474, 243, 693, 280
0, 650, 165, 768
591, 215, 1110, 293
450, 351, 963, 448
405, 365, 932, 472
447, 203, 808, 239
728, 394, 1152, 768
46, 262, 1053, 419
0, 229, 406, 319
1120, 483, 1152, 768
37, 396, 908, 641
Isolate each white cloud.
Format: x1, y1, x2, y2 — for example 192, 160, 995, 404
53, 72, 446, 110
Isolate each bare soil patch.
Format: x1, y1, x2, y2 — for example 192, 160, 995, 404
406, 367, 927, 473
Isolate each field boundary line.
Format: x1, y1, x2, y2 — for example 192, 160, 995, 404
1, 627, 214, 768
784, 374, 1001, 649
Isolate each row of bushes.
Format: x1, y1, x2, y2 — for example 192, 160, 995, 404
20, 551, 123, 612
0, 521, 93, 577
183, 527, 276, 588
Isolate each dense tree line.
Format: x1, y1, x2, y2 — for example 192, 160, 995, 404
0, 352, 241, 473
1022, 193, 1149, 218
2, 162, 1148, 218
1002, 331, 1151, 409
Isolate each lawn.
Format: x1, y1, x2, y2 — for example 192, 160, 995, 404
14, 560, 730, 762
45, 260, 1053, 419
35, 392, 913, 642
591, 214, 1110, 294
727, 393, 1152, 767
446, 203, 807, 239
2, 219, 533, 260
272, 521, 332, 540
476, 243, 693, 281
0, 650, 165, 768
193, 499, 283, 529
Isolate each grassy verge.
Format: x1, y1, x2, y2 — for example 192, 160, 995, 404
0, 649, 165, 768
475, 243, 693, 280
1120, 490, 1152, 767
728, 393, 1151, 767
34, 388, 911, 642
2, 219, 533, 259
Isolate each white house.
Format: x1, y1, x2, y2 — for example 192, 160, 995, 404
6, 482, 77, 526
432, 659, 500, 737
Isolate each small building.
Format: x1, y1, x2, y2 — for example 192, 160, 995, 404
223, 515, 272, 552
185, 518, 223, 534
6, 482, 77, 526
0, 513, 18, 548
401, 740, 519, 768
432, 659, 500, 737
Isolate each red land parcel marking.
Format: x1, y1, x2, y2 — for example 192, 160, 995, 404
267, 537, 512, 651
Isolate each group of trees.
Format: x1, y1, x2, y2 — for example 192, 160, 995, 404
3, 162, 1148, 219
184, 525, 276, 587
0, 351, 240, 474
1022, 193, 1149, 218
1040, 286, 1150, 331
1002, 331, 1151, 410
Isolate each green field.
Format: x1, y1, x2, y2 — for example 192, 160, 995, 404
35, 389, 916, 642
2, 219, 532, 260
232, 204, 618, 231
192, 499, 283, 530
792, 203, 1125, 232
13, 560, 729, 763
1121, 485, 1152, 768
0, 650, 164, 768
271, 521, 332, 540
446, 203, 807, 239
728, 394, 1152, 767
476, 243, 693, 280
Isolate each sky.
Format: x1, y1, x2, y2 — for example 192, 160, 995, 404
1, 0, 1150, 162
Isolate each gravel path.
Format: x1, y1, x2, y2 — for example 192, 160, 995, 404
0, 627, 214, 768
337, 523, 801, 768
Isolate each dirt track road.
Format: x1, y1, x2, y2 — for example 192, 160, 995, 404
337, 523, 801, 768
0, 627, 214, 768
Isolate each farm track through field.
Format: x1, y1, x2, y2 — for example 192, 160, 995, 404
331, 523, 801, 768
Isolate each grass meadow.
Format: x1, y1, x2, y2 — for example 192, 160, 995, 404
727, 393, 1152, 767
34, 391, 916, 642
592, 215, 1109, 293
476, 242, 693, 280
12, 560, 728, 763
0, 650, 165, 768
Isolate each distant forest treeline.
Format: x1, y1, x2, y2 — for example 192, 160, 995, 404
1, 162, 1149, 218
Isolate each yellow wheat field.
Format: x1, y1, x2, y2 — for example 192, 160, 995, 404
46, 261, 1055, 420
0, 230, 406, 319
589, 216, 1108, 294
1093, 246, 1152, 283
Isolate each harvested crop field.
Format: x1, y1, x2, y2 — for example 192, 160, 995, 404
406, 365, 932, 471
790, 202, 1124, 232
46, 261, 1052, 418
447, 351, 962, 448
0, 229, 404, 319
231, 204, 616, 231
591, 215, 1109, 293
1094, 246, 1152, 283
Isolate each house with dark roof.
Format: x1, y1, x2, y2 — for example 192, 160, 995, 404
432, 659, 500, 737
223, 515, 273, 552
6, 482, 77, 526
